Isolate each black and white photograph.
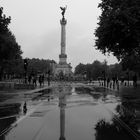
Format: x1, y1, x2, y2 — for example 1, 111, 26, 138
0, 0, 140, 139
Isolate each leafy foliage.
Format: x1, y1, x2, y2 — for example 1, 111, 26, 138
121, 54, 140, 73
0, 7, 22, 79
0, 31, 22, 61
74, 60, 123, 80
95, 119, 135, 140
0, 7, 11, 34
27, 58, 55, 75
95, 0, 140, 60
74, 63, 86, 75
3, 58, 56, 78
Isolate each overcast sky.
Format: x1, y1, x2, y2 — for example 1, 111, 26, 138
1, 0, 118, 69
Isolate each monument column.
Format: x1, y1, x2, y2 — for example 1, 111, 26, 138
54, 6, 72, 77
59, 6, 67, 65
60, 18, 67, 55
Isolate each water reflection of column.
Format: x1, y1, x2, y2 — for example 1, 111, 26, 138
59, 94, 66, 140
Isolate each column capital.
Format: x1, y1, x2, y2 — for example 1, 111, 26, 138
60, 18, 67, 25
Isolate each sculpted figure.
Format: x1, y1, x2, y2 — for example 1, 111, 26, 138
60, 5, 67, 18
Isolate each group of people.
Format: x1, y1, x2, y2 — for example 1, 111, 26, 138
26, 74, 45, 87
99, 73, 138, 89
106, 76, 119, 89
99, 76, 119, 89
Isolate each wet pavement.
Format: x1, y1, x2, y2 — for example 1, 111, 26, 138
0, 83, 140, 140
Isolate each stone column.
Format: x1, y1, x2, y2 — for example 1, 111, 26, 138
60, 18, 67, 55
59, 18, 67, 64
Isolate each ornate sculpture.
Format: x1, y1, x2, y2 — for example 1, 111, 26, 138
60, 5, 67, 19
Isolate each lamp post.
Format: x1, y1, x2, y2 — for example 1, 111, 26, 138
102, 70, 106, 87
24, 59, 28, 84
83, 71, 87, 81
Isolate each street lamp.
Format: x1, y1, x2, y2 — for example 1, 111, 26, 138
24, 59, 28, 84
83, 71, 87, 81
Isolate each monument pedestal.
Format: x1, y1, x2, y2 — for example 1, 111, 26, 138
55, 63, 72, 76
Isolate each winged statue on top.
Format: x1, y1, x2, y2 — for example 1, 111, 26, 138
60, 5, 67, 19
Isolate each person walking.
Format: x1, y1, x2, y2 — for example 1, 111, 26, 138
39, 75, 42, 87
33, 76, 37, 87
107, 77, 110, 88
28, 75, 32, 84
42, 75, 44, 86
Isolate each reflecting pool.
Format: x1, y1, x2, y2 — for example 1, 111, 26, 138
0, 84, 140, 140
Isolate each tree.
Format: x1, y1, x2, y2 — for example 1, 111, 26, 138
94, 118, 135, 140
109, 63, 122, 78
0, 7, 11, 34
91, 60, 105, 80
74, 60, 126, 80
0, 31, 22, 61
0, 7, 22, 79
121, 54, 140, 74
74, 61, 109, 80
74, 63, 86, 75
95, 0, 140, 60
27, 58, 55, 75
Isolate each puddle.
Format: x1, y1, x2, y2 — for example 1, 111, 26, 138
0, 85, 140, 140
